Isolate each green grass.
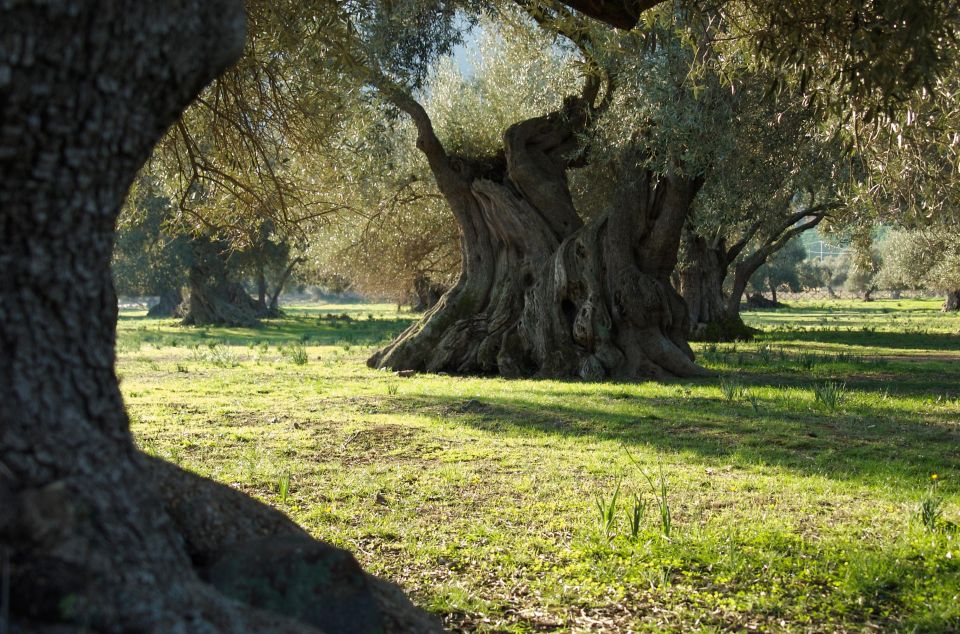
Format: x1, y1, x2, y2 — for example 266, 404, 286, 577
120, 298, 960, 632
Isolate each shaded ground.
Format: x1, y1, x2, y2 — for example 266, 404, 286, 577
120, 299, 960, 633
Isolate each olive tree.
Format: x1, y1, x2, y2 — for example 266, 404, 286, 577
880, 226, 960, 310
0, 2, 440, 631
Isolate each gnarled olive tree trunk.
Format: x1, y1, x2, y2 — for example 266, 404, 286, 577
181, 237, 264, 327
0, 3, 439, 632
678, 206, 832, 341
944, 290, 960, 311
677, 233, 754, 341
513, 165, 708, 380
369, 84, 709, 380
147, 286, 185, 318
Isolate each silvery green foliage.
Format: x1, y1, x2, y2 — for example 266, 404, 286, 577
852, 70, 960, 225
425, 11, 582, 161
879, 226, 960, 292
352, 0, 484, 90
590, 10, 737, 178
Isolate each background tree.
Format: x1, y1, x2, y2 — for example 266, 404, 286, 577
674, 75, 846, 340
145, 0, 370, 325
747, 237, 807, 305
362, 6, 743, 380
844, 230, 883, 301
113, 178, 191, 317
880, 226, 960, 310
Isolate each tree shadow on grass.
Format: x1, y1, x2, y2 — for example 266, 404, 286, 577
759, 329, 960, 352
117, 312, 415, 347
388, 380, 959, 492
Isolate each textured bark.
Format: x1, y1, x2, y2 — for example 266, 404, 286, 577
0, 3, 439, 632
146, 286, 185, 318
677, 233, 754, 341
945, 290, 960, 311
513, 166, 710, 380
411, 275, 447, 312
679, 235, 728, 326
368, 86, 709, 380
268, 256, 305, 313
181, 238, 263, 327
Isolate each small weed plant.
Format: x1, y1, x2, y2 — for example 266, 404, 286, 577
595, 479, 621, 541
281, 342, 309, 366
720, 377, 746, 402
278, 472, 292, 503
813, 381, 846, 411
919, 474, 949, 532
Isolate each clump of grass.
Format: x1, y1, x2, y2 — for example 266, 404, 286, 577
207, 342, 240, 368
628, 493, 647, 541
277, 472, 292, 503
918, 474, 952, 532
642, 464, 672, 540
176, 363, 189, 373
746, 392, 762, 414
281, 342, 309, 366
813, 380, 846, 411
386, 383, 399, 396
719, 377, 746, 402
756, 345, 774, 365
595, 479, 621, 541
625, 450, 672, 540
797, 353, 819, 371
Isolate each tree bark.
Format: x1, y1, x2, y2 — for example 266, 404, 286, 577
677, 232, 755, 341
146, 286, 185, 318
513, 165, 709, 380
368, 85, 710, 380
258, 265, 269, 309
945, 290, 960, 311
411, 275, 448, 312
180, 237, 264, 327
268, 256, 305, 313
0, 3, 438, 632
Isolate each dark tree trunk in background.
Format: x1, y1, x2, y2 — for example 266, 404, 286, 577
412, 275, 448, 312
147, 286, 185, 318
0, 3, 439, 632
722, 207, 830, 322
369, 84, 709, 380
257, 265, 269, 310
945, 290, 960, 311
181, 238, 263, 327
769, 279, 778, 304
268, 256, 305, 313
677, 232, 754, 341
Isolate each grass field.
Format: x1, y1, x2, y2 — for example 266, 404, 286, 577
118, 298, 960, 632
